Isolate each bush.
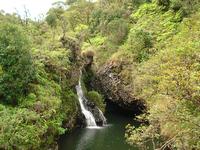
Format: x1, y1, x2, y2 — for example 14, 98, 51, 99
155, 0, 170, 9
170, 0, 182, 11
106, 19, 129, 44
0, 106, 47, 150
0, 23, 35, 104
0, 66, 2, 75
87, 91, 105, 112
125, 13, 200, 149
126, 29, 153, 62
128, 29, 152, 50
90, 6, 126, 34
170, 0, 200, 14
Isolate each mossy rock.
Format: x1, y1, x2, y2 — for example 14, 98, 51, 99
86, 91, 106, 112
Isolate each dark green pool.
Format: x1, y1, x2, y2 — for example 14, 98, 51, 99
59, 103, 139, 150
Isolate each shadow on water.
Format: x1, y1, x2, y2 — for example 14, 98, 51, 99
59, 101, 140, 150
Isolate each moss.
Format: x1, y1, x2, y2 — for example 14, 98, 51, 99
81, 71, 106, 112
87, 91, 106, 112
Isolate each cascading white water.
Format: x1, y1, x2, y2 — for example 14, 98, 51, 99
76, 78, 97, 127
97, 108, 107, 125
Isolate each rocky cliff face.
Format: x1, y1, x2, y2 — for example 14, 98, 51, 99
60, 39, 106, 127
93, 61, 145, 113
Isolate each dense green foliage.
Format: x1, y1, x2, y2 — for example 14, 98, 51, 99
87, 91, 105, 112
125, 12, 200, 149
1, 0, 200, 149
81, 70, 106, 112
0, 24, 35, 104
84, 0, 200, 149
62, 0, 200, 149
0, 9, 78, 149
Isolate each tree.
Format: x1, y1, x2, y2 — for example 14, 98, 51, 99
66, 0, 78, 5
63, 0, 94, 31
46, 7, 65, 39
0, 23, 35, 104
106, 18, 129, 44
46, 7, 64, 28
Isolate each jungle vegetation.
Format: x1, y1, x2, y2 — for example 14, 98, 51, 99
0, 0, 200, 149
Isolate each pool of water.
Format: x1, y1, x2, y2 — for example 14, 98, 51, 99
59, 103, 139, 150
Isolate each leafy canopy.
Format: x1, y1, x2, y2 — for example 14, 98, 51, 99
0, 23, 35, 104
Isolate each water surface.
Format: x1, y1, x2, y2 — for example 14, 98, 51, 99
59, 104, 139, 150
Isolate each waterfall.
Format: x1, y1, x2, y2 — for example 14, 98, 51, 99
76, 72, 107, 127
98, 108, 107, 126
76, 77, 97, 127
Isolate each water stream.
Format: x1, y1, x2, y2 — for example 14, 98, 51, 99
97, 108, 107, 126
59, 102, 139, 150
59, 74, 138, 150
76, 78, 97, 127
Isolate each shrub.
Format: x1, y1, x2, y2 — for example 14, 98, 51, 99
0, 23, 35, 104
170, 0, 200, 14
128, 29, 152, 50
0, 106, 47, 150
106, 19, 129, 44
126, 29, 153, 62
170, 0, 182, 11
46, 12, 58, 28
0, 66, 2, 75
90, 6, 126, 34
155, 0, 170, 8
125, 13, 200, 148
87, 91, 105, 112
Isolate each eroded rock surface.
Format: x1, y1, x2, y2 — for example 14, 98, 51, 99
94, 61, 145, 113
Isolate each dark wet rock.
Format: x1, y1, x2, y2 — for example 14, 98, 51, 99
76, 112, 87, 128
85, 100, 95, 109
63, 106, 86, 130
85, 100, 104, 126
92, 107, 104, 126
93, 61, 145, 114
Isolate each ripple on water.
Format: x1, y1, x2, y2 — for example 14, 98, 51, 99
86, 124, 112, 130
